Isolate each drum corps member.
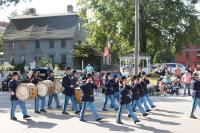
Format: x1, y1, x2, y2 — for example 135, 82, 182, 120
31, 71, 47, 113
62, 67, 80, 115
47, 70, 62, 109
9, 72, 31, 120
80, 74, 103, 122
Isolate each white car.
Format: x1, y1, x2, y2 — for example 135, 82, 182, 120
166, 63, 186, 74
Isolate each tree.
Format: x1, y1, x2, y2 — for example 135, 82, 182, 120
37, 58, 49, 68
0, 0, 30, 6
77, 0, 200, 63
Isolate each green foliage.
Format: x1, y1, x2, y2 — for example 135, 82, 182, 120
153, 49, 175, 64
37, 58, 49, 68
78, 0, 200, 63
73, 42, 100, 59
0, 0, 31, 6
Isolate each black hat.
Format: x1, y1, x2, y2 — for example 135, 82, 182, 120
48, 70, 53, 74
65, 66, 71, 70
106, 72, 111, 76
121, 76, 127, 81
192, 73, 199, 78
86, 73, 93, 79
12, 72, 19, 76
132, 76, 137, 80
113, 75, 118, 78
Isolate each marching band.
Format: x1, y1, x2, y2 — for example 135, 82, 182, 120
8, 66, 157, 124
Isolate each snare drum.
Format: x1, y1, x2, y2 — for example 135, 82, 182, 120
42, 80, 55, 95
16, 83, 38, 101
37, 82, 49, 97
75, 87, 81, 103
27, 83, 38, 99
54, 80, 62, 94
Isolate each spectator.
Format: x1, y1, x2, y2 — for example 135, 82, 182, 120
174, 65, 182, 78
85, 64, 94, 74
182, 69, 192, 96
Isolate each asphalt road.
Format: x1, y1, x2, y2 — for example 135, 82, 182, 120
0, 92, 200, 133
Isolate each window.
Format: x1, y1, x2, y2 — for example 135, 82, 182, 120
61, 39, 66, 48
49, 40, 54, 48
34, 56, 41, 62
10, 56, 14, 64
61, 54, 66, 64
78, 22, 81, 31
35, 40, 40, 49
21, 56, 25, 63
21, 41, 26, 49
49, 55, 54, 63
9, 42, 15, 50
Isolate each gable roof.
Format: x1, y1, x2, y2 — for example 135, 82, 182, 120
3, 13, 79, 41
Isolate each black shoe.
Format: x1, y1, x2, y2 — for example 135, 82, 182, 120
75, 111, 80, 114
103, 108, 108, 111
96, 118, 103, 121
80, 119, 87, 122
143, 113, 149, 117
128, 114, 131, 117
146, 109, 152, 112
35, 110, 41, 114
133, 110, 136, 112
10, 117, 17, 121
117, 121, 124, 124
40, 109, 47, 113
115, 108, 119, 111
23, 115, 31, 119
48, 107, 52, 109
190, 115, 197, 119
57, 105, 62, 109
151, 105, 156, 108
62, 111, 69, 115
134, 120, 140, 124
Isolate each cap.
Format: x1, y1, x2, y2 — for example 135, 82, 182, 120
12, 72, 19, 76
121, 76, 127, 81
86, 73, 93, 79
65, 66, 71, 70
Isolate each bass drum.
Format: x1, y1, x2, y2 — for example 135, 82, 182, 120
16, 84, 30, 101
27, 83, 38, 99
54, 80, 63, 94
42, 80, 55, 95
37, 82, 49, 97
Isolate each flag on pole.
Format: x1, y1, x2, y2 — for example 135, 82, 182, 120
103, 47, 109, 57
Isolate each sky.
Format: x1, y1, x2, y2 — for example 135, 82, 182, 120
0, 0, 78, 22
0, 0, 200, 22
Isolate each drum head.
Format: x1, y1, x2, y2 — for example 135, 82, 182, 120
54, 80, 62, 94
16, 84, 30, 101
43, 80, 54, 95
27, 83, 38, 99
37, 82, 48, 97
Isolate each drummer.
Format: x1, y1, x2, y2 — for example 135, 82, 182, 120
62, 67, 80, 115
9, 72, 31, 120
31, 71, 47, 113
71, 69, 82, 110
47, 70, 62, 109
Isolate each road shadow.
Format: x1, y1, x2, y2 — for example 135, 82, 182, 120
147, 117, 181, 125
16, 119, 58, 129
155, 109, 184, 114
137, 123, 173, 133
149, 112, 181, 118
41, 112, 76, 120
86, 120, 135, 132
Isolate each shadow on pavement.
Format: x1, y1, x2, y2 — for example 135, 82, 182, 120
42, 112, 76, 120
149, 112, 181, 118
147, 117, 181, 125
137, 124, 173, 133
16, 119, 58, 129
87, 120, 135, 132
155, 109, 184, 114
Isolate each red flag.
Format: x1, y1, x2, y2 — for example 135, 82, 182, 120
103, 47, 109, 57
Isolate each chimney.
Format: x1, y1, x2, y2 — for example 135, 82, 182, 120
27, 8, 36, 16
67, 5, 73, 13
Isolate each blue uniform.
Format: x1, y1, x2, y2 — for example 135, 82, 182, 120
62, 74, 79, 113
47, 76, 62, 109
191, 79, 200, 116
113, 80, 120, 102
31, 77, 46, 112
103, 79, 118, 111
9, 80, 28, 118
117, 85, 139, 123
80, 82, 101, 121
139, 82, 150, 111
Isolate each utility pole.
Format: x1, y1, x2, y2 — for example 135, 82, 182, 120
134, 0, 140, 76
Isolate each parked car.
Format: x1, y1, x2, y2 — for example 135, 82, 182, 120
2, 73, 12, 91
155, 63, 186, 74
32, 68, 51, 80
